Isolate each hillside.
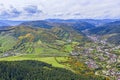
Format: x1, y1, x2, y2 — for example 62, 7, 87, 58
20, 21, 53, 29
20, 20, 95, 31
0, 23, 89, 57
0, 60, 105, 80
89, 21, 120, 45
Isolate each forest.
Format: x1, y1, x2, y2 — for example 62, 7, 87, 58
0, 60, 106, 80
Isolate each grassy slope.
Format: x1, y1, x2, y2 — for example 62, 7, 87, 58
0, 25, 86, 68
0, 56, 66, 68
0, 35, 16, 48
0, 34, 73, 68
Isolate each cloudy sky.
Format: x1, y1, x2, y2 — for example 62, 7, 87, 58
0, 0, 120, 20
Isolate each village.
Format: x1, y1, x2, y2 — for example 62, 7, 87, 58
71, 34, 120, 80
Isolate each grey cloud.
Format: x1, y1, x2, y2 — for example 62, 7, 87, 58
0, 4, 3, 6
0, 8, 21, 19
53, 13, 64, 16
74, 13, 81, 16
24, 5, 42, 15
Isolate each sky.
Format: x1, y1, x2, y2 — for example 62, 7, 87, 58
0, 0, 120, 20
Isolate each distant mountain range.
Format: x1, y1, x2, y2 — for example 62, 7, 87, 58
0, 19, 120, 45
0, 22, 10, 29
0, 20, 26, 27
45, 19, 119, 26
0, 19, 119, 27
20, 20, 95, 31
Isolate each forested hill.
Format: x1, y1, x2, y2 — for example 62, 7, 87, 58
88, 21, 120, 45
89, 21, 120, 35
0, 22, 90, 57
20, 20, 95, 31
0, 60, 106, 80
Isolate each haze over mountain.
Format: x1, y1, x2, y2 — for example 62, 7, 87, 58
0, 22, 9, 26
46, 19, 119, 26
0, 20, 25, 26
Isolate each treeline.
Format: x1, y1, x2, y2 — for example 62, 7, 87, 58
0, 60, 106, 80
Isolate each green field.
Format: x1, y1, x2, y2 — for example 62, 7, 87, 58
0, 56, 67, 68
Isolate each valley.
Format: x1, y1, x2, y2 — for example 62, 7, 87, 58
0, 19, 120, 80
